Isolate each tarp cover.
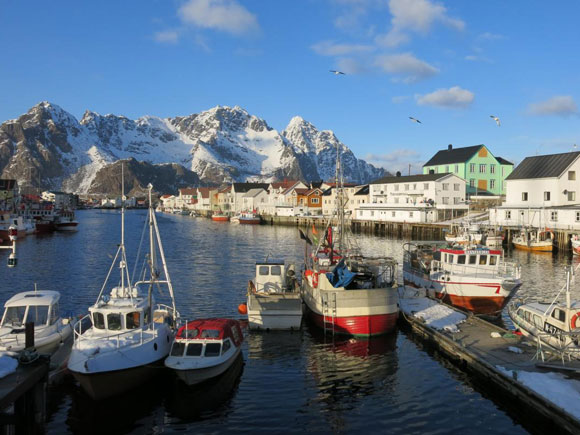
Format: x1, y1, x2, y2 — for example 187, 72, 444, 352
326, 259, 357, 288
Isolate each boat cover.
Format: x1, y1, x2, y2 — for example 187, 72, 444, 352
326, 260, 357, 288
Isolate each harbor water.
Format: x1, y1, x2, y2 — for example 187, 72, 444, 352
2, 209, 577, 434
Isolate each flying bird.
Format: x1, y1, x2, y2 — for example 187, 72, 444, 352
409, 117, 422, 124
329, 70, 345, 75
490, 115, 501, 126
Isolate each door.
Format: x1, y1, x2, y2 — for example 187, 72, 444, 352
477, 179, 487, 192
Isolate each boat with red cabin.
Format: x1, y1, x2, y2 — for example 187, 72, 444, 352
403, 243, 522, 315
165, 318, 243, 386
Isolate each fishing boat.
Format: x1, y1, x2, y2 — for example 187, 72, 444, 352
211, 212, 229, 222
301, 145, 399, 337
445, 222, 482, 245
237, 211, 261, 225
512, 227, 554, 252
68, 182, 179, 400
165, 318, 243, 386
245, 259, 302, 330
483, 227, 504, 248
0, 289, 73, 356
55, 210, 79, 231
403, 243, 522, 315
508, 267, 580, 359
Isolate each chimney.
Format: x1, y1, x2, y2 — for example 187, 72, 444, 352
429, 169, 435, 175
396, 171, 401, 177
448, 144, 453, 151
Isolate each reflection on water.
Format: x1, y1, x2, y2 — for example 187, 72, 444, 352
0, 211, 537, 433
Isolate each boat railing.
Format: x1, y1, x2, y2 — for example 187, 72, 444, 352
73, 313, 158, 349
535, 330, 580, 364
435, 260, 521, 280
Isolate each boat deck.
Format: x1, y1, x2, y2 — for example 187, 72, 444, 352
399, 290, 580, 434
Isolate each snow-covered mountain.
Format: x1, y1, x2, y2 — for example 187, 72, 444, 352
0, 102, 385, 194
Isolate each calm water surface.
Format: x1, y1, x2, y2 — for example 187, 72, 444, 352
2, 209, 573, 434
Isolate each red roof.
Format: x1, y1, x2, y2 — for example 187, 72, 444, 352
175, 318, 243, 346
179, 188, 196, 196
197, 187, 212, 199
270, 180, 299, 190
161, 194, 172, 199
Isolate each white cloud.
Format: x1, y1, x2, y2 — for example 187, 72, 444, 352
154, 30, 179, 44
311, 40, 375, 56
527, 96, 579, 117
376, 0, 465, 47
464, 54, 492, 63
375, 53, 439, 83
391, 95, 410, 103
416, 86, 474, 108
336, 57, 369, 74
366, 149, 424, 174
478, 32, 504, 41
178, 0, 259, 36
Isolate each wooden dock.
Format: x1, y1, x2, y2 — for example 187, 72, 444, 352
400, 296, 580, 434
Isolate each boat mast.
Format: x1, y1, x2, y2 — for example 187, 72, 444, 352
336, 141, 344, 252
121, 163, 126, 293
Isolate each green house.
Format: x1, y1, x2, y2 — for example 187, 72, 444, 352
422, 144, 513, 196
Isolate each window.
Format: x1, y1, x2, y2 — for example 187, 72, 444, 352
27, 305, 49, 326
469, 256, 477, 265
394, 185, 399, 191
569, 191, 576, 201
470, 163, 475, 172
470, 179, 475, 188
93, 312, 105, 329
311, 198, 319, 204
392, 211, 396, 217
394, 198, 399, 204
442, 183, 449, 191
183, 328, 199, 339
490, 256, 497, 266
490, 164, 496, 174
442, 197, 449, 204
409, 212, 414, 218
455, 164, 459, 173
186, 343, 203, 356
424, 183, 429, 190
231, 326, 241, 343
551, 308, 566, 323
222, 339, 231, 354
404, 184, 409, 191
107, 313, 121, 330
457, 255, 466, 264
445, 165, 449, 173
551, 211, 558, 221
569, 171, 576, 181
479, 255, 487, 265
490, 180, 495, 189
413, 184, 417, 190
3, 306, 27, 326
544, 191, 551, 201
522, 192, 528, 201
479, 164, 486, 173
454, 183, 460, 191
50, 303, 59, 325
259, 266, 269, 276
126, 312, 140, 329
170, 342, 185, 356
271, 266, 281, 276
204, 343, 221, 357
502, 167, 505, 176
454, 197, 461, 204
576, 212, 580, 222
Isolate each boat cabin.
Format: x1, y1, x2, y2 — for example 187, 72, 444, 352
88, 286, 151, 333
169, 319, 243, 358
1, 290, 63, 329
253, 260, 297, 294
434, 248, 503, 272
514, 302, 580, 336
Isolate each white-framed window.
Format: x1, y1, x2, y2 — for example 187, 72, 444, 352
551, 211, 558, 221
505, 210, 511, 219
409, 211, 414, 218
394, 185, 399, 191
454, 197, 461, 204
490, 164, 496, 174
569, 171, 576, 181
442, 183, 449, 191
445, 166, 449, 173
370, 211, 374, 217
479, 164, 486, 173
522, 192, 528, 201
404, 184, 409, 191
424, 183, 429, 190
470, 163, 475, 172
455, 164, 459, 173
469, 179, 475, 188
576, 211, 580, 222
394, 197, 399, 203
569, 191, 576, 201
454, 183, 460, 191
490, 180, 495, 190
442, 197, 449, 204
544, 192, 550, 201
311, 197, 319, 204
392, 211, 396, 217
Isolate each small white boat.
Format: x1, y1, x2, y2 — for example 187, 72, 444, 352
445, 223, 482, 245
165, 318, 243, 386
245, 260, 302, 330
508, 267, 580, 359
0, 289, 73, 356
512, 228, 553, 252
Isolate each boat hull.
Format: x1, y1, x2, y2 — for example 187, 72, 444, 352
172, 348, 241, 386
71, 358, 165, 400
212, 216, 229, 222
239, 218, 261, 225
512, 241, 552, 252
55, 222, 79, 232
247, 293, 302, 330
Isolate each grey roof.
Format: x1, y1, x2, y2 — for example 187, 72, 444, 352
243, 188, 267, 198
354, 185, 369, 195
232, 183, 269, 193
423, 145, 483, 166
506, 152, 580, 180
371, 173, 451, 185
496, 156, 513, 165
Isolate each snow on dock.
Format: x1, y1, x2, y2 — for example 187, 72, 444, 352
399, 285, 580, 434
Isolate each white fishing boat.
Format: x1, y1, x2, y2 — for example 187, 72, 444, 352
0, 289, 73, 356
445, 222, 482, 245
483, 227, 504, 248
245, 260, 302, 330
508, 267, 580, 359
403, 243, 522, 316
68, 182, 179, 400
165, 318, 243, 386
512, 227, 554, 252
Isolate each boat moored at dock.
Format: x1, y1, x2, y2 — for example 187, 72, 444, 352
512, 228, 554, 252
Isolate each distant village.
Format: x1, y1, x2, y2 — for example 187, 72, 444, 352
3, 144, 580, 230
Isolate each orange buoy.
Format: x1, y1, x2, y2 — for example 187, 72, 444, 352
238, 303, 248, 315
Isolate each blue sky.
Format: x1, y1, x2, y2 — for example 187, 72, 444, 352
1, 0, 579, 174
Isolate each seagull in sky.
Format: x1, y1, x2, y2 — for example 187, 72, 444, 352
329, 70, 345, 75
490, 115, 501, 126
409, 116, 422, 124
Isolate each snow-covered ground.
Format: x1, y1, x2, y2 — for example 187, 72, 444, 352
399, 286, 466, 333
497, 366, 580, 420
0, 354, 18, 379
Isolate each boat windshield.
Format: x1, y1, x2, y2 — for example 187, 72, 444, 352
2, 306, 27, 326
200, 329, 220, 338
28, 305, 49, 326
205, 343, 221, 357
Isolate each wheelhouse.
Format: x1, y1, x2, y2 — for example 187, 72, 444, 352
170, 319, 242, 358
88, 286, 150, 333
1, 290, 62, 328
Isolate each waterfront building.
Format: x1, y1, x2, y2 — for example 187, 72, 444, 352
41, 190, 78, 209
192, 187, 215, 212
490, 151, 580, 229
423, 144, 513, 196
231, 183, 269, 213
176, 188, 197, 210
355, 173, 467, 223
241, 188, 269, 213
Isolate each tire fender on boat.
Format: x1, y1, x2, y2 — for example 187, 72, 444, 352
571, 312, 580, 329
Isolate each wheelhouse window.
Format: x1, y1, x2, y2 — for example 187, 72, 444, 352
170, 342, 185, 356
551, 308, 565, 322
126, 312, 141, 329
200, 329, 220, 338
489, 256, 498, 266
3, 306, 27, 326
457, 255, 466, 264
50, 303, 59, 325
270, 266, 281, 276
222, 339, 231, 354
259, 266, 269, 276
93, 312, 105, 329
469, 256, 477, 265
479, 255, 488, 265
28, 306, 49, 325
107, 313, 122, 330
204, 343, 221, 357
186, 343, 203, 356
